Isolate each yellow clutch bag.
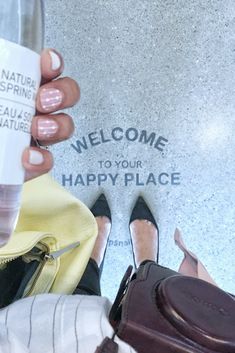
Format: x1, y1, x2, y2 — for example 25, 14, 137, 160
0, 174, 97, 306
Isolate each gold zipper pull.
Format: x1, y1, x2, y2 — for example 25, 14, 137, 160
44, 241, 80, 260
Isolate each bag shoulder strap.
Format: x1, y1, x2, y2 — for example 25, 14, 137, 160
95, 337, 118, 353
109, 265, 133, 325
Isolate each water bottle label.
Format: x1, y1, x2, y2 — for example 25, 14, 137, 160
0, 38, 41, 185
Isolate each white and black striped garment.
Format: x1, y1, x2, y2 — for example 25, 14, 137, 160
0, 294, 136, 353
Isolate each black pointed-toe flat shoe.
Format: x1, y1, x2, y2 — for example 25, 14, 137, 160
129, 196, 159, 267
90, 194, 111, 274
90, 193, 111, 221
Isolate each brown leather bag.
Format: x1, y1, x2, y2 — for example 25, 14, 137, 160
97, 262, 235, 353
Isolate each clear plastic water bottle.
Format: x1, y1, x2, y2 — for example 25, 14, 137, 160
0, 0, 44, 246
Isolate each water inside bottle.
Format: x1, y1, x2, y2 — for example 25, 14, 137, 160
0, 0, 44, 246
0, 184, 22, 247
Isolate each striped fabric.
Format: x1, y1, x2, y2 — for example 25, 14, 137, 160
0, 294, 136, 353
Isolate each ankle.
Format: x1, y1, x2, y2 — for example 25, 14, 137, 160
130, 219, 158, 267
91, 216, 111, 267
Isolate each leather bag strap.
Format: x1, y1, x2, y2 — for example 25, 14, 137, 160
109, 265, 133, 325
95, 337, 119, 353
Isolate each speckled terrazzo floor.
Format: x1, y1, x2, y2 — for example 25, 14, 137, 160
45, 0, 235, 300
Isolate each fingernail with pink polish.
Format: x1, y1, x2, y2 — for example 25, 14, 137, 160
29, 150, 44, 165
40, 88, 63, 111
37, 118, 59, 139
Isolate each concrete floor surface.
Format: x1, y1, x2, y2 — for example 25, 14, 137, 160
45, 0, 235, 300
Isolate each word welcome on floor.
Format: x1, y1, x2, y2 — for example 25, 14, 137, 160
71, 127, 168, 154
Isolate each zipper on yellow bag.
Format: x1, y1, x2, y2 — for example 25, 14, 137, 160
23, 241, 81, 262
23, 240, 81, 296
0, 240, 81, 296
0, 240, 81, 264
44, 241, 81, 260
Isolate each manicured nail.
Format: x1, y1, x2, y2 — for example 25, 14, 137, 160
40, 88, 63, 111
29, 150, 44, 165
37, 118, 59, 139
49, 50, 61, 70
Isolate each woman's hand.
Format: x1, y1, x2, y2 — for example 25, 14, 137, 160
22, 49, 80, 181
